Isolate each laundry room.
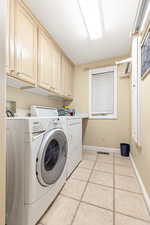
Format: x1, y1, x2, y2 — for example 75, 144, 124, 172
1, 0, 150, 225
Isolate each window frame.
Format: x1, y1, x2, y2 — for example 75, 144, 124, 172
132, 35, 141, 146
89, 66, 118, 119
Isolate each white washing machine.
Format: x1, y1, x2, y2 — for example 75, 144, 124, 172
6, 117, 68, 225
30, 106, 82, 178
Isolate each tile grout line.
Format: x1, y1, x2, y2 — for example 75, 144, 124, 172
69, 153, 98, 225
60, 193, 114, 214
114, 187, 142, 195
129, 154, 150, 217
39, 153, 150, 225
86, 181, 113, 189
115, 211, 150, 223
95, 161, 114, 165
115, 173, 135, 178
88, 168, 113, 174
80, 165, 113, 171
113, 153, 115, 225
115, 154, 150, 224
83, 180, 142, 195
72, 153, 150, 224
61, 192, 150, 224
130, 157, 150, 217
74, 164, 142, 194
65, 153, 150, 225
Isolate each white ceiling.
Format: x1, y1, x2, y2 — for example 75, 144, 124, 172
24, 0, 140, 64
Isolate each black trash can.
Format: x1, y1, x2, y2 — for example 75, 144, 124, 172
120, 143, 130, 157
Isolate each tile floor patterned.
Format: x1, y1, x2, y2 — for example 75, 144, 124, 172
73, 203, 113, 225
61, 178, 86, 200
115, 174, 141, 193
94, 161, 113, 173
70, 167, 91, 181
82, 182, 113, 210
79, 159, 95, 170
83, 153, 97, 161
90, 170, 113, 187
38, 150, 150, 225
115, 164, 135, 177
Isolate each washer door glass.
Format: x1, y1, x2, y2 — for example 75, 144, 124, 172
36, 129, 67, 186
44, 139, 60, 171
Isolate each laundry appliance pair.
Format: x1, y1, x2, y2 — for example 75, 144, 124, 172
6, 107, 68, 225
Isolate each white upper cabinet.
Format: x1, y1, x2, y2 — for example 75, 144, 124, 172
38, 29, 52, 90
53, 49, 61, 94
51, 43, 61, 94
38, 28, 62, 93
7, 0, 74, 99
15, 1, 37, 84
61, 55, 74, 98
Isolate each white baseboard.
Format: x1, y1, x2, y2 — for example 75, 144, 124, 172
83, 145, 120, 153
130, 153, 150, 212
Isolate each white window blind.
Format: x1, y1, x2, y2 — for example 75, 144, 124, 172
89, 66, 117, 119
91, 71, 114, 114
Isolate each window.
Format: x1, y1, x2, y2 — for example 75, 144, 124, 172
89, 66, 117, 119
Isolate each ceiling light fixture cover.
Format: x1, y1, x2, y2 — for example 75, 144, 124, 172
78, 0, 102, 40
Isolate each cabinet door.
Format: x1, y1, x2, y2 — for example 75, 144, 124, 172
7, 0, 15, 74
61, 55, 74, 98
67, 63, 74, 98
52, 47, 61, 94
67, 119, 82, 176
38, 29, 52, 90
15, 2, 37, 84
61, 55, 67, 96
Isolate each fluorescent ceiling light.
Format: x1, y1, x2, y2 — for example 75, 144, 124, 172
102, 0, 120, 31
140, 1, 150, 32
78, 0, 102, 40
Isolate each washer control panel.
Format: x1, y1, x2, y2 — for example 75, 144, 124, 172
32, 121, 45, 133
47, 118, 61, 130
31, 118, 61, 135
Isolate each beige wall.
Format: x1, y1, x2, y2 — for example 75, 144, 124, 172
0, 79, 6, 225
71, 57, 131, 148
131, 61, 150, 197
0, 0, 7, 224
0, 80, 6, 225
7, 86, 64, 111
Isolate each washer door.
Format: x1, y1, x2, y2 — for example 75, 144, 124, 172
36, 129, 67, 186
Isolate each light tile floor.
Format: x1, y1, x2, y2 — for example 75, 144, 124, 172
38, 150, 150, 225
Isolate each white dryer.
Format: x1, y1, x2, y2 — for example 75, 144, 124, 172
6, 117, 68, 225
59, 117, 82, 178
66, 117, 82, 177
